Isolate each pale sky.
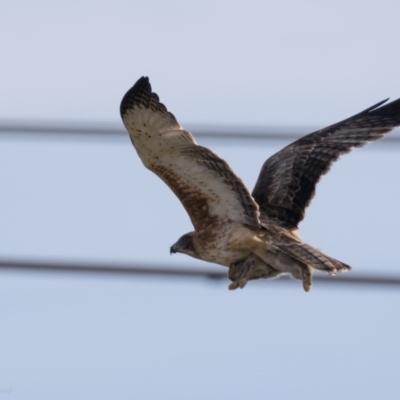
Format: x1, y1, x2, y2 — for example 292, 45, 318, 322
1, 1, 400, 399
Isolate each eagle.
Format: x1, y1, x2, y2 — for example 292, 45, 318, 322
120, 77, 400, 292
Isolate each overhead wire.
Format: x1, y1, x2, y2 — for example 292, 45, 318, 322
1, 120, 400, 144
0, 259, 399, 288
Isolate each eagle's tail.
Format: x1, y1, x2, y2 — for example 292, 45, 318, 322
261, 241, 351, 292
325, 255, 352, 273
276, 241, 351, 275
231, 232, 352, 292
229, 241, 351, 292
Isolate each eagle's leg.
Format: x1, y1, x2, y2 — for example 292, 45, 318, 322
292, 264, 313, 292
273, 255, 313, 292
276, 253, 312, 292
228, 257, 256, 290
253, 247, 314, 292
228, 254, 281, 290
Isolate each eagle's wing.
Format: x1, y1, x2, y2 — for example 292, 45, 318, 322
252, 97, 400, 230
120, 77, 260, 232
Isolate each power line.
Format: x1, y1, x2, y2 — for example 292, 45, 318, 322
0, 121, 316, 142
1, 120, 400, 144
1, 259, 399, 288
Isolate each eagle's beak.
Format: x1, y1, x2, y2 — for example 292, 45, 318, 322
170, 245, 177, 255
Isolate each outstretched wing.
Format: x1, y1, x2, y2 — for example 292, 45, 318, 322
120, 77, 260, 232
252, 97, 400, 230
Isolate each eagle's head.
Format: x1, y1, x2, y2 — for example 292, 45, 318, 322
170, 232, 200, 259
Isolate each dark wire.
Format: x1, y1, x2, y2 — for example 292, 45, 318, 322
1, 259, 399, 288
1, 121, 399, 144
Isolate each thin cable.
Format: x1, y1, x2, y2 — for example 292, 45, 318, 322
1, 259, 399, 288
1, 121, 400, 144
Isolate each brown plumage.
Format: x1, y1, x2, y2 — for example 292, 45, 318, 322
252, 98, 400, 229
120, 77, 400, 292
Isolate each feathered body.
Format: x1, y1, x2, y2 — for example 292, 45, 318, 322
120, 77, 400, 291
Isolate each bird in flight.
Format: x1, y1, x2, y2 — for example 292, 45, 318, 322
120, 77, 400, 292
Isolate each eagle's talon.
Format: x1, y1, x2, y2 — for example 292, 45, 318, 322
228, 278, 248, 290
238, 278, 248, 289
303, 281, 312, 292
228, 281, 240, 290
300, 266, 313, 292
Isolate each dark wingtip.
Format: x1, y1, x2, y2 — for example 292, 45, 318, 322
365, 98, 389, 112
120, 76, 179, 125
120, 76, 151, 117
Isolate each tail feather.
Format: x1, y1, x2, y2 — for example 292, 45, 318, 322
326, 255, 352, 272
276, 241, 351, 274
